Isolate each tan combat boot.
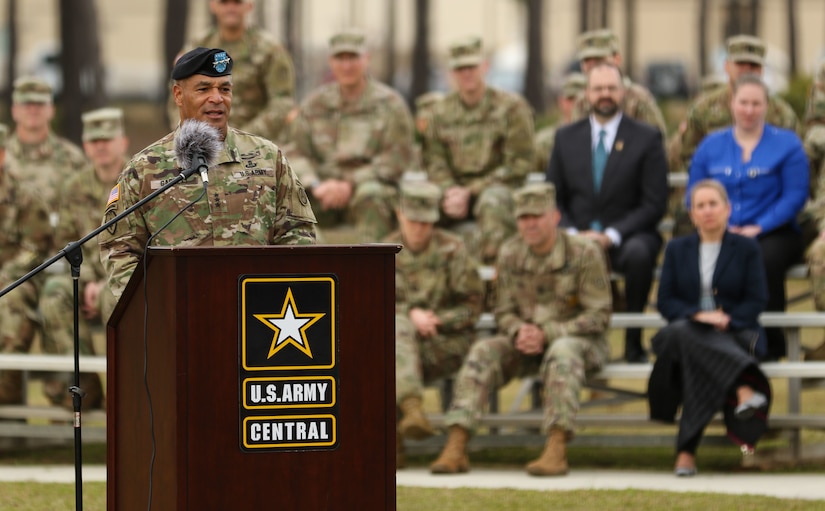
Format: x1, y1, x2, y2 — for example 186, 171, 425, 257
0, 371, 24, 405
396, 431, 406, 470
398, 395, 436, 440
525, 426, 569, 476
429, 425, 470, 474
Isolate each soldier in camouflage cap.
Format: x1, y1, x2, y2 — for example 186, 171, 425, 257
6, 76, 87, 230
426, 36, 536, 264
35, 108, 129, 410
386, 177, 483, 469
0, 122, 53, 404
429, 181, 612, 477
570, 29, 667, 137
535, 73, 586, 174
287, 28, 415, 243
167, 0, 296, 143
99, 47, 316, 304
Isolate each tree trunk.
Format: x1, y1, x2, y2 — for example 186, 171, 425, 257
410, 0, 430, 106
787, 0, 797, 75
4, 0, 17, 121
59, 0, 106, 144
384, 0, 397, 85
698, 0, 708, 76
523, 0, 545, 113
624, 0, 636, 80
163, 0, 189, 126
283, 0, 303, 94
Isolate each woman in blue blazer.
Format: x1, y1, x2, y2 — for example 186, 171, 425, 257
649, 179, 771, 477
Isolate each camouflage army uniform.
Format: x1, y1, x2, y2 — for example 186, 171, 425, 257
534, 125, 557, 175
99, 126, 317, 300
168, 27, 295, 143
0, 169, 53, 403
414, 91, 445, 169
443, 230, 611, 434
288, 79, 414, 242
425, 87, 536, 263
38, 164, 114, 406
5, 132, 87, 222
388, 228, 483, 403
804, 63, 825, 198
571, 78, 668, 137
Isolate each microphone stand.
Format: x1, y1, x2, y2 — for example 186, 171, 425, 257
0, 164, 204, 511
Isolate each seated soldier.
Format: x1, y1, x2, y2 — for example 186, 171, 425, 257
429, 182, 611, 477
385, 178, 484, 469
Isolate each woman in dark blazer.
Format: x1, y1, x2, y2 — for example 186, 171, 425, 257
648, 179, 771, 477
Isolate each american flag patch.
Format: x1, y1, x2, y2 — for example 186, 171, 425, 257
106, 184, 120, 207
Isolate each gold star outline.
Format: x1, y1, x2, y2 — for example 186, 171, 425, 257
253, 288, 325, 359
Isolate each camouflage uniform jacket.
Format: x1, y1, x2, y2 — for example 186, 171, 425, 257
6, 132, 87, 208
99, 126, 317, 299
387, 228, 483, 334
288, 79, 414, 187
494, 231, 611, 343
534, 124, 558, 174
170, 27, 296, 141
0, 169, 52, 287
803, 64, 825, 195
804, 62, 825, 127
571, 78, 667, 137
54, 165, 117, 287
680, 87, 801, 167
426, 87, 535, 196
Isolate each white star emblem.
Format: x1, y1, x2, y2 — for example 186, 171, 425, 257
254, 288, 324, 359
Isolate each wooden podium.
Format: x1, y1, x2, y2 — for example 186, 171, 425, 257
106, 245, 400, 510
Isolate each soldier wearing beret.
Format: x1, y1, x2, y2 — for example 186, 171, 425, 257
287, 28, 415, 243
425, 36, 536, 264
0, 123, 54, 404
385, 177, 483, 469
34, 108, 129, 410
168, 0, 295, 143
535, 72, 586, 174
99, 47, 316, 304
570, 29, 667, 138
429, 181, 611, 477
6, 76, 87, 225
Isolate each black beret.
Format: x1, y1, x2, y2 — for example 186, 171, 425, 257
171, 47, 233, 80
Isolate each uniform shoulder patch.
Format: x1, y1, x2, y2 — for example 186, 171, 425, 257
106, 183, 120, 207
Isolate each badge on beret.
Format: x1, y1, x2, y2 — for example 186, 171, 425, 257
213, 52, 231, 73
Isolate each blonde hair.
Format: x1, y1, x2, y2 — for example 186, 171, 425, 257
689, 179, 729, 205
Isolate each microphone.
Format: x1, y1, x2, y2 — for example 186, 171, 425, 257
174, 120, 222, 184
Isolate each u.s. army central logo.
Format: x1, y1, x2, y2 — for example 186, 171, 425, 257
254, 288, 325, 359
239, 275, 339, 451
240, 276, 337, 371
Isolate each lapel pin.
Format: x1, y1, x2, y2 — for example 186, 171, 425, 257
614, 140, 624, 151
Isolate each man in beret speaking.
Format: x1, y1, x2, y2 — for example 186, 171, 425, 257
99, 47, 316, 302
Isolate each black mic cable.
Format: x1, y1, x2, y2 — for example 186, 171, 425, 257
140, 175, 208, 511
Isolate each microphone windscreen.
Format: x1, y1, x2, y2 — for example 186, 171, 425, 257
174, 120, 222, 170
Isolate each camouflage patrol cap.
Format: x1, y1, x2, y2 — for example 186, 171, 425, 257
171, 47, 233, 80
415, 91, 445, 111
12, 76, 53, 104
561, 72, 586, 98
513, 182, 556, 217
577, 29, 619, 60
399, 179, 441, 223
329, 28, 366, 56
726, 35, 765, 65
82, 107, 124, 142
449, 36, 484, 69
0, 123, 7, 146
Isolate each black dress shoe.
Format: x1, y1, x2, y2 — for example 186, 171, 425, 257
734, 392, 768, 420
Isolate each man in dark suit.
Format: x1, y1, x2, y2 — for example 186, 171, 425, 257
546, 62, 668, 362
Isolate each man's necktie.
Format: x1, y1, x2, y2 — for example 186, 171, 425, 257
593, 129, 608, 193
591, 129, 608, 231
